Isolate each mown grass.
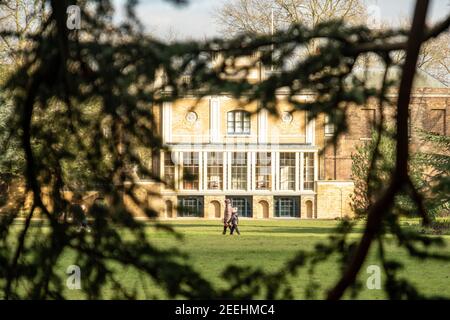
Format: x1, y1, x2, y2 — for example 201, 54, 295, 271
8, 219, 450, 299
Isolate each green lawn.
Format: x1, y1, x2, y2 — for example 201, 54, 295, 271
12, 219, 450, 299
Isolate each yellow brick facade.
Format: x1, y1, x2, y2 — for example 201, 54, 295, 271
152, 93, 321, 219
316, 181, 354, 219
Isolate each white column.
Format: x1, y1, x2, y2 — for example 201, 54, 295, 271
251, 152, 256, 190
246, 151, 251, 191
300, 152, 304, 192
295, 152, 300, 191
197, 152, 202, 191
174, 152, 180, 190
227, 152, 232, 190
160, 151, 164, 182
162, 102, 172, 144
258, 109, 268, 144
178, 152, 184, 190
222, 151, 227, 191
275, 152, 280, 191
314, 152, 318, 189
202, 152, 208, 190
271, 152, 276, 192
210, 97, 221, 143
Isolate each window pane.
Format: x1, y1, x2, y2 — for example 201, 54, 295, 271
304, 152, 315, 190
231, 152, 247, 190
256, 152, 271, 190
227, 112, 234, 133
325, 114, 336, 135
164, 151, 175, 188
207, 152, 223, 190
280, 152, 295, 190
183, 152, 199, 190
227, 111, 251, 135
178, 196, 204, 217
235, 120, 243, 133
362, 109, 376, 138
243, 112, 250, 133
275, 197, 299, 217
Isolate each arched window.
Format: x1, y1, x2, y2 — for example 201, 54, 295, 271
324, 113, 336, 136
165, 200, 173, 218
306, 200, 313, 219
227, 110, 250, 134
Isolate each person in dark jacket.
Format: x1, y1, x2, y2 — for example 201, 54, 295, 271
230, 207, 240, 235
88, 197, 108, 232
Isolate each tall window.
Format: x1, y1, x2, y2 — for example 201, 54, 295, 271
152, 149, 160, 178
324, 113, 336, 136
183, 152, 199, 190
279, 152, 295, 190
231, 152, 247, 190
362, 109, 376, 138
178, 196, 203, 217
275, 197, 299, 217
408, 114, 412, 138
428, 109, 446, 135
164, 151, 175, 188
227, 110, 250, 134
304, 152, 315, 190
256, 152, 271, 190
207, 152, 223, 190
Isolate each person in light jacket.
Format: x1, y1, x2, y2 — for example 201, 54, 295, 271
223, 199, 233, 234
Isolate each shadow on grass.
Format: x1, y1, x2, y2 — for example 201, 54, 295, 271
153, 223, 365, 235
240, 226, 365, 234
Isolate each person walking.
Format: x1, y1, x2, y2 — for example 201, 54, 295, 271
223, 199, 233, 235
230, 207, 240, 235
70, 193, 91, 232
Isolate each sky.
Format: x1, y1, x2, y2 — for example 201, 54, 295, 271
114, 0, 450, 40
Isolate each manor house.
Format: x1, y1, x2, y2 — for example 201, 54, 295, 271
132, 60, 449, 220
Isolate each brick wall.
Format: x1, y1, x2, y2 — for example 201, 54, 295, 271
321, 90, 450, 181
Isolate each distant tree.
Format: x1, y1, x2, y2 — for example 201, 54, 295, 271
0, 0, 45, 199
215, 0, 365, 36
216, 1, 449, 85
415, 132, 450, 219
215, 0, 366, 56
351, 129, 425, 219
389, 20, 450, 86
0, 0, 45, 65
351, 130, 396, 218
352, 129, 449, 223
0, 66, 25, 208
